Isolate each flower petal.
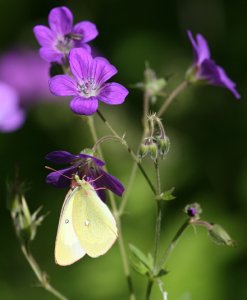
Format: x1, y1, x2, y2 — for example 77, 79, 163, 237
46, 151, 79, 164
0, 109, 25, 133
39, 47, 63, 63
33, 25, 55, 47
187, 30, 210, 65
48, 6, 73, 35
99, 82, 128, 105
73, 21, 98, 43
90, 57, 117, 86
196, 33, 211, 64
46, 166, 76, 188
69, 48, 92, 81
70, 96, 98, 115
217, 66, 241, 99
49, 75, 77, 96
97, 170, 125, 197
200, 59, 241, 99
0, 82, 25, 132
78, 153, 105, 167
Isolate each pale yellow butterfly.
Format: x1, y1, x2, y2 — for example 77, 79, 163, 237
55, 175, 118, 266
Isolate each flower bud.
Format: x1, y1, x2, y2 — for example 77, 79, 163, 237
184, 203, 202, 219
138, 144, 149, 159
208, 224, 235, 246
157, 136, 170, 158
148, 142, 158, 161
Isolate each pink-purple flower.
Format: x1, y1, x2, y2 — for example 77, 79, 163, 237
0, 49, 52, 104
33, 6, 98, 63
0, 82, 25, 132
45, 150, 124, 201
49, 48, 129, 115
187, 30, 240, 99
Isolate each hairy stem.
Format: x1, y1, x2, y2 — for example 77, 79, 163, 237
157, 219, 190, 270
97, 110, 156, 195
86, 116, 136, 300
20, 243, 68, 300
119, 90, 150, 215
145, 278, 154, 300
157, 80, 188, 117
153, 160, 162, 273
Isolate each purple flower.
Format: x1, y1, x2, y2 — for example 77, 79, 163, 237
0, 48, 52, 104
0, 82, 25, 132
33, 6, 98, 63
45, 150, 124, 201
187, 30, 240, 99
49, 48, 129, 115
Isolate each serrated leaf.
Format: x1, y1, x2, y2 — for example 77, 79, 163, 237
129, 244, 153, 270
130, 259, 149, 275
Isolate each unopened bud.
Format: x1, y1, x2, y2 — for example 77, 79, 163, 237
148, 142, 158, 161
157, 136, 170, 158
208, 224, 235, 246
138, 144, 149, 159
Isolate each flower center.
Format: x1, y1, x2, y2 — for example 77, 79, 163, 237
55, 35, 74, 54
77, 78, 98, 98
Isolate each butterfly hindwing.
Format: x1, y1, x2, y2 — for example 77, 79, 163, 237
55, 188, 86, 266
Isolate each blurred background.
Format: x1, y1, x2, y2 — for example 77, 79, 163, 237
0, 0, 247, 299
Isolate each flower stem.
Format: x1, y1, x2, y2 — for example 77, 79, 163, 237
20, 243, 68, 300
145, 278, 154, 300
119, 90, 150, 215
96, 110, 156, 195
157, 80, 188, 117
157, 219, 190, 270
86, 116, 136, 300
153, 160, 162, 273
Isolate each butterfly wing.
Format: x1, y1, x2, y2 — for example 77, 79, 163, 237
72, 182, 118, 258
55, 188, 86, 266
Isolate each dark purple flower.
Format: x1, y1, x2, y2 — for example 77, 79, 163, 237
184, 203, 202, 219
0, 82, 25, 132
49, 48, 129, 115
33, 6, 98, 63
187, 30, 240, 99
45, 150, 124, 201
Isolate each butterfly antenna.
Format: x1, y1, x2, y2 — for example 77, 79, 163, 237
45, 166, 72, 180
94, 187, 106, 191
88, 173, 104, 183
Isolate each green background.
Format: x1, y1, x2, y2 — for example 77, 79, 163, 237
1, 0, 246, 299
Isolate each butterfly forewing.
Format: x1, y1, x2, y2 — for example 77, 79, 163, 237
72, 181, 118, 258
55, 188, 86, 266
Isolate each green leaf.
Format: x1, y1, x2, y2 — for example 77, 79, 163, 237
129, 244, 153, 276
158, 187, 176, 201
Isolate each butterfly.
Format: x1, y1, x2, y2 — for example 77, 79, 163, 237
55, 175, 118, 266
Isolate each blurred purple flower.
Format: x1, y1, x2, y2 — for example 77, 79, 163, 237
33, 6, 98, 63
49, 48, 128, 115
45, 150, 124, 201
187, 30, 240, 99
0, 82, 25, 132
0, 49, 52, 105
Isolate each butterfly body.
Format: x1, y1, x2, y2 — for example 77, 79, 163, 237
55, 176, 118, 266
